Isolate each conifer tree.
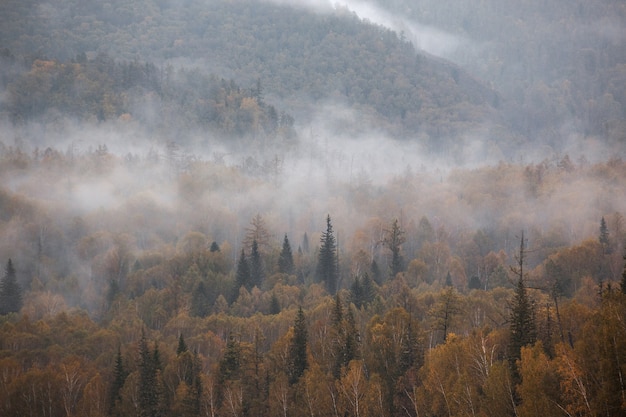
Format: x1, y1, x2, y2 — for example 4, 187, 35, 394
177, 334, 188, 356
232, 249, 250, 303
330, 295, 359, 378
384, 218, 405, 278
249, 239, 264, 288
0, 259, 22, 315
599, 216, 611, 254
210, 241, 220, 252
138, 331, 162, 417
278, 234, 294, 275
508, 232, 536, 371
269, 292, 281, 315
190, 281, 211, 317
109, 345, 128, 416
288, 306, 308, 384
316, 215, 338, 294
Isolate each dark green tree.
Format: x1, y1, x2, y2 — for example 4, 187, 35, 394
599, 216, 611, 254
109, 345, 128, 416
249, 239, 264, 288
177, 333, 188, 355
269, 292, 281, 315
350, 273, 376, 309
316, 215, 338, 294
287, 306, 308, 384
508, 232, 537, 371
138, 331, 163, 417
0, 259, 22, 315
190, 281, 211, 317
278, 234, 295, 275
232, 249, 250, 302
330, 295, 359, 379
384, 218, 405, 278
370, 259, 382, 285
210, 241, 220, 252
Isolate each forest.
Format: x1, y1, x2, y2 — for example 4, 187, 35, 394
1, 0, 626, 416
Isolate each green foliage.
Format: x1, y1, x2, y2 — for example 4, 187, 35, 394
0, 259, 22, 315
249, 240, 264, 289
287, 306, 308, 384
350, 273, 376, 309
277, 234, 294, 275
384, 219, 406, 278
316, 215, 338, 294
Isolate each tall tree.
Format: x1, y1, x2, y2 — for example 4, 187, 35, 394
109, 346, 128, 417
0, 259, 22, 315
249, 239, 264, 288
508, 232, 537, 372
138, 331, 163, 417
621, 246, 626, 294
288, 306, 308, 384
232, 249, 250, 302
317, 215, 338, 294
278, 234, 295, 275
384, 218, 406, 278
244, 214, 271, 253
599, 216, 611, 254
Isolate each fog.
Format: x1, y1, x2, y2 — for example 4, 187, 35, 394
263, 0, 466, 59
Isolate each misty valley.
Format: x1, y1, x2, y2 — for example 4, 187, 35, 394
0, 0, 625, 416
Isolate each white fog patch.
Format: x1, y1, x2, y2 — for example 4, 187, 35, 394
260, 0, 466, 59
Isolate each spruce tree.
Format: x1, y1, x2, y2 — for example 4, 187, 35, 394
138, 331, 161, 417
316, 215, 338, 294
384, 219, 405, 278
599, 216, 611, 254
232, 249, 250, 303
249, 239, 264, 288
210, 241, 220, 252
177, 334, 188, 355
278, 234, 295, 275
508, 232, 536, 370
288, 306, 308, 384
269, 292, 281, 315
0, 259, 22, 315
109, 346, 128, 416
190, 281, 211, 318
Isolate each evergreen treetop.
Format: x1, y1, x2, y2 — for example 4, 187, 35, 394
316, 215, 338, 294
0, 259, 22, 315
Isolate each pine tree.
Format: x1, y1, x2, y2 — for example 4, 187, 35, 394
138, 331, 162, 417
0, 259, 22, 315
370, 259, 382, 285
508, 232, 537, 371
232, 249, 250, 303
109, 346, 128, 416
177, 334, 188, 355
288, 306, 308, 384
384, 218, 405, 278
210, 241, 220, 252
269, 292, 281, 315
330, 295, 359, 379
599, 216, 611, 254
278, 234, 295, 275
316, 215, 338, 294
249, 239, 264, 288
190, 281, 211, 317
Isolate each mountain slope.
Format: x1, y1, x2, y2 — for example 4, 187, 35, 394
0, 0, 503, 145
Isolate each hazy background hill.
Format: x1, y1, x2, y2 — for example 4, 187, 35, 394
1, 0, 624, 159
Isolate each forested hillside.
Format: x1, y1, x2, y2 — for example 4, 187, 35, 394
0, 140, 626, 416
1, 0, 626, 416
